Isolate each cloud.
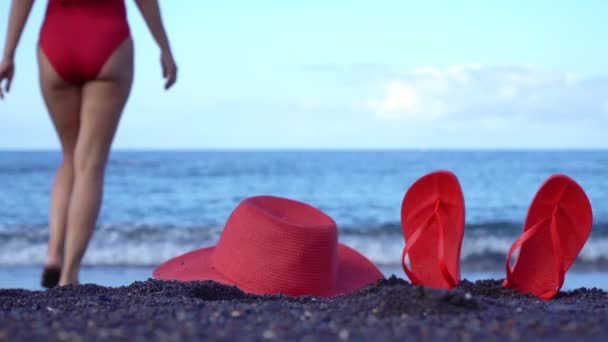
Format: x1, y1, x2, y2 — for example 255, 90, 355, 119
368, 82, 418, 117
368, 65, 608, 122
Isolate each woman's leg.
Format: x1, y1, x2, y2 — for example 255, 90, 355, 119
37, 48, 82, 270
60, 38, 134, 286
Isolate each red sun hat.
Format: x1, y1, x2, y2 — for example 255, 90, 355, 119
153, 195, 384, 297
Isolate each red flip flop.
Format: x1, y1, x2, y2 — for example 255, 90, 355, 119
400, 171, 465, 289
503, 174, 593, 300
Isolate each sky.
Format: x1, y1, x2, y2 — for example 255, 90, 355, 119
0, 0, 607, 150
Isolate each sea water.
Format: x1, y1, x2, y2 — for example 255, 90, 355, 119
1, 150, 607, 290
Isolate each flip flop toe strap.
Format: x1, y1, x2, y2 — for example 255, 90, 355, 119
437, 205, 458, 288
402, 200, 457, 288
504, 214, 566, 299
546, 208, 566, 298
504, 218, 548, 281
401, 224, 425, 285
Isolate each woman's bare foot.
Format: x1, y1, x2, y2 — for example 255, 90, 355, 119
59, 266, 80, 287
41, 265, 61, 288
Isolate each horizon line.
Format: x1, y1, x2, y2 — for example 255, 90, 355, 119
0, 147, 607, 153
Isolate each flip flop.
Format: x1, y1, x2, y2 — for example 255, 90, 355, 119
400, 170, 465, 289
503, 174, 593, 300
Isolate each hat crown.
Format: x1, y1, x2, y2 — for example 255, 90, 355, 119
212, 196, 339, 296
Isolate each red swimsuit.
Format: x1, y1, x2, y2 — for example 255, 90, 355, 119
39, 0, 130, 83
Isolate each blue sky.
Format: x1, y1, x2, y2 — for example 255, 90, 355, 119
1, 0, 607, 149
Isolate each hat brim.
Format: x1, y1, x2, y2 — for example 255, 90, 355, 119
152, 243, 384, 297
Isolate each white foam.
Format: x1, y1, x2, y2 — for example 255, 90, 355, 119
1, 227, 608, 267
348, 234, 608, 266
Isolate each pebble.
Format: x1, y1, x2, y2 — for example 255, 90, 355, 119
176, 311, 187, 321
263, 329, 276, 339
338, 329, 350, 340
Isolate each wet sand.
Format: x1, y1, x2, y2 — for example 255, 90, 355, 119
1, 276, 607, 341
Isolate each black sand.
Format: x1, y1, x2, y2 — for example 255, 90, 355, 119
1, 276, 607, 341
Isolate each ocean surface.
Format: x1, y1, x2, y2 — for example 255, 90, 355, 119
1, 150, 607, 290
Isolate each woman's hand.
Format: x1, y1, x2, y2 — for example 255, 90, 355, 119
133, 0, 176, 90
0, 58, 15, 100
161, 50, 177, 90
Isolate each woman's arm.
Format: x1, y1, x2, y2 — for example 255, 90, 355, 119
2, 0, 35, 60
1, 0, 35, 99
134, 0, 177, 89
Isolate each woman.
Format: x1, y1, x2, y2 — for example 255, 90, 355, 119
0, 0, 178, 287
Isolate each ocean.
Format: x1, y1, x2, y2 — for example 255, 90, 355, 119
1, 150, 607, 290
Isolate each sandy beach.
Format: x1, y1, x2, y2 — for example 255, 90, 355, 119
1, 276, 607, 341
